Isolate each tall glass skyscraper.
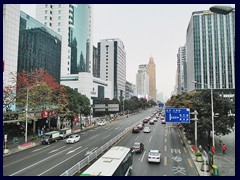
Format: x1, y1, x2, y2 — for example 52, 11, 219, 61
18, 11, 62, 83
186, 9, 235, 94
36, 4, 92, 76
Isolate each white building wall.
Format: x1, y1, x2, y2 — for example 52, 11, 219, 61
3, 4, 20, 110
60, 73, 112, 102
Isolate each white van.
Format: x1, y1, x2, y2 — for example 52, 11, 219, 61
59, 128, 72, 139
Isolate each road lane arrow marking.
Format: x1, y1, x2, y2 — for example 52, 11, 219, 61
31, 146, 49, 152
66, 146, 82, 155
49, 146, 66, 154
172, 156, 182, 162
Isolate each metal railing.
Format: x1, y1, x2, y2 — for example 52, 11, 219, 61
60, 125, 135, 176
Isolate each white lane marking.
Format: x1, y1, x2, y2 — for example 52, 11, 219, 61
49, 146, 66, 154
180, 139, 183, 144
104, 127, 110, 130
149, 136, 152, 142
165, 138, 167, 143
10, 147, 72, 176
89, 134, 99, 140
188, 159, 193, 167
140, 151, 146, 162
135, 136, 139, 141
183, 147, 187, 153
115, 127, 119, 130
165, 133, 167, 137
103, 135, 110, 140
38, 147, 88, 176
165, 146, 167, 152
32, 146, 49, 152
164, 157, 167, 166
66, 146, 82, 155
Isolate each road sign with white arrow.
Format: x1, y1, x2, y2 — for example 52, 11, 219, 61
66, 146, 82, 155
165, 108, 190, 123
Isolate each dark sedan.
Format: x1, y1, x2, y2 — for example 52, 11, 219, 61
132, 127, 140, 133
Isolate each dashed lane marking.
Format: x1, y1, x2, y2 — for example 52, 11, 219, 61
188, 158, 193, 168
164, 157, 167, 166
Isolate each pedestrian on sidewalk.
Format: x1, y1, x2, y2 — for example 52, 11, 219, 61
222, 144, 227, 154
211, 146, 216, 155
198, 145, 203, 152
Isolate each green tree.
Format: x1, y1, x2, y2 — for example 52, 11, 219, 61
166, 91, 235, 144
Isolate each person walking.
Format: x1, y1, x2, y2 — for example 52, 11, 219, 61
211, 146, 216, 155
222, 144, 227, 154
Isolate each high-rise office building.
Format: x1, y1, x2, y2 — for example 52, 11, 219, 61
98, 38, 126, 100
186, 9, 235, 96
176, 46, 186, 94
36, 4, 93, 76
3, 5, 20, 86
148, 56, 156, 101
18, 11, 62, 83
92, 45, 100, 78
136, 64, 149, 99
3, 4, 21, 111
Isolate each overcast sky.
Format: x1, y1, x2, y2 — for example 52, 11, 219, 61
20, 4, 235, 101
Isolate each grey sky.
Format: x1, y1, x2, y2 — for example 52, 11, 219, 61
20, 4, 235, 101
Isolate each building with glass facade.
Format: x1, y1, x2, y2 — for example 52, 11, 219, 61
18, 11, 62, 83
36, 4, 93, 76
176, 46, 186, 94
186, 9, 235, 97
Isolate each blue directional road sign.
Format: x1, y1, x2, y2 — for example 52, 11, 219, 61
165, 108, 190, 123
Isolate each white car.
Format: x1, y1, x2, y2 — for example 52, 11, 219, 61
143, 127, 151, 133
97, 120, 106, 126
66, 134, 80, 144
148, 150, 161, 163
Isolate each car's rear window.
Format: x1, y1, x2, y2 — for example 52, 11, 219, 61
149, 152, 160, 156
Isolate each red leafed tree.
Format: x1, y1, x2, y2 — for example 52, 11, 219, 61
15, 69, 68, 111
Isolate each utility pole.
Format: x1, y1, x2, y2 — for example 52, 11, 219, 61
191, 110, 198, 149
25, 87, 29, 143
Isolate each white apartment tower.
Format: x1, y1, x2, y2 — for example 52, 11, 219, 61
3, 4, 21, 111
36, 4, 93, 76
98, 39, 126, 100
136, 64, 149, 99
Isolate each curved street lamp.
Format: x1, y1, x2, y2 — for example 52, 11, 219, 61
209, 5, 234, 15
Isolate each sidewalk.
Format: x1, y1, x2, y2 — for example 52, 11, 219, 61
177, 125, 235, 176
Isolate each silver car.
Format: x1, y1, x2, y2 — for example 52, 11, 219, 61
148, 150, 161, 163
143, 127, 151, 133
66, 134, 80, 144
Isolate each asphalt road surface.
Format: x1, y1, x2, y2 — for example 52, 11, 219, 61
3, 107, 198, 176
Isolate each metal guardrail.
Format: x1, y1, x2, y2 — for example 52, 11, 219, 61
60, 125, 134, 176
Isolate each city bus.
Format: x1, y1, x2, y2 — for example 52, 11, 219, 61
80, 146, 133, 176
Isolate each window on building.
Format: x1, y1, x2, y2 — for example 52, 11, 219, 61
58, 10, 61, 14
44, 22, 47, 25
58, 16, 61, 20
50, 11, 52, 14
59, 4, 61, 8
50, 5, 53, 8
45, 10, 48, 14
50, 17, 52, 20
45, 16, 47, 20
58, 28, 60, 32
49, 23, 52, 26
58, 22, 61, 26
45, 4, 48, 8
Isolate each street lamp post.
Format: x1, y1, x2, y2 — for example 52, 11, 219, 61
191, 110, 198, 150
25, 87, 29, 143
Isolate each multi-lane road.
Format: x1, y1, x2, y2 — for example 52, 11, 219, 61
3, 108, 198, 176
